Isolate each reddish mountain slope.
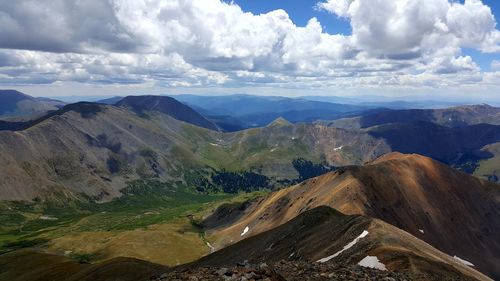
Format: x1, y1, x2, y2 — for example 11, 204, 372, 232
204, 153, 500, 279
193, 206, 490, 280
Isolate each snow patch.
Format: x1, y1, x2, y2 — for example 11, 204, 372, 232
205, 241, 215, 253
317, 230, 369, 263
209, 143, 221, 147
39, 215, 58, 220
358, 256, 387, 270
419, 229, 424, 234
453, 256, 474, 267
241, 226, 250, 236
270, 147, 278, 152
333, 146, 343, 151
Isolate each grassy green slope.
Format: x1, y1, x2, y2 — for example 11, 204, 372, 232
0, 181, 264, 266
474, 142, 500, 182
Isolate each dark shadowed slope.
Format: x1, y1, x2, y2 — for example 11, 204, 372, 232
205, 153, 500, 279
326, 118, 500, 180
0, 250, 167, 281
367, 121, 500, 163
328, 104, 500, 130
320, 105, 500, 181
116, 95, 219, 130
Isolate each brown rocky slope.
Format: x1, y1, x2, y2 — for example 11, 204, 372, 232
188, 206, 489, 280
204, 153, 500, 279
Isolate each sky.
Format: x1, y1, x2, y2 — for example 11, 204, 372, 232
1, 0, 500, 102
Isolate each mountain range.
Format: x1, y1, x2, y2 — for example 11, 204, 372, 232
0, 91, 500, 280
0, 99, 389, 201
172, 94, 373, 130
0, 94, 498, 202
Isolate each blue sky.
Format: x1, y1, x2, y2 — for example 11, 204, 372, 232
233, 0, 352, 34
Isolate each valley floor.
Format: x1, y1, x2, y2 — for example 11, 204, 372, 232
0, 186, 264, 266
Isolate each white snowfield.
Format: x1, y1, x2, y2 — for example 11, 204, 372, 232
453, 256, 475, 267
316, 230, 369, 263
419, 229, 425, 233
241, 226, 250, 236
358, 256, 387, 270
333, 146, 344, 151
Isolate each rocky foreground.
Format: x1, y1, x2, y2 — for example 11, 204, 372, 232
149, 261, 414, 281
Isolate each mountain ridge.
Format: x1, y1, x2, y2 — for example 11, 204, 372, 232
203, 152, 500, 279
189, 206, 489, 280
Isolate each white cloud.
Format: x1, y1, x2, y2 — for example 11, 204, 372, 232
0, 0, 499, 96
316, 0, 354, 18
491, 60, 500, 70
318, 0, 500, 56
426, 56, 480, 74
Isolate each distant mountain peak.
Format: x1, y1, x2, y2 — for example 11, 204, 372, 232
267, 117, 292, 127
0, 89, 65, 118
0, 89, 33, 100
117, 95, 219, 131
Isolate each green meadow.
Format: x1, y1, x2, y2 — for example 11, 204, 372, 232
0, 180, 265, 265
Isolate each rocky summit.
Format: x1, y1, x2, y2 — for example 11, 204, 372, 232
151, 261, 415, 281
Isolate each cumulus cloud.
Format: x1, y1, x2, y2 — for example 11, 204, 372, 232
316, 0, 354, 18
0, 1, 138, 53
0, 0, 499, 93
318, 0, 500, 55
